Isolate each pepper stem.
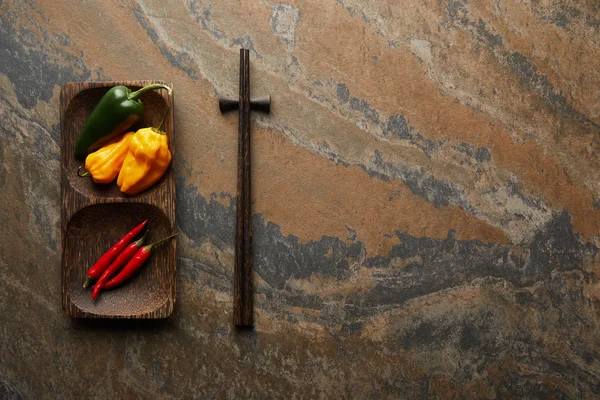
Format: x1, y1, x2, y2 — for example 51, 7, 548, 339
83, 276, 92, 289
153, 104, 170, 134
77, 166, 91, 177
144, 233, 177, 252
128, 83, 172, 100
134, 230, 150, 247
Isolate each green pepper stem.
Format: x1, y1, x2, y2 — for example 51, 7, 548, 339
154, 104, 171, 134
83, 276, 92, 289
134, 230, 150, 247
128, 83, 172, 100
144, 234, 177, 252
77, 166, 91, 177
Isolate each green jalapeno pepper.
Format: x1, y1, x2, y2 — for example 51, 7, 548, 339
73, 83, 171, 159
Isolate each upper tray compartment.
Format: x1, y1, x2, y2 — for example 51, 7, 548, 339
61, 81, 173, 200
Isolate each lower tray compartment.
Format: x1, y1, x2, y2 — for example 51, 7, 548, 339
63, 203, 175, 318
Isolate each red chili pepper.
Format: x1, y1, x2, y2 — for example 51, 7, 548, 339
103, 234, 177, 290
83, 219, 148, 288
92, 231, 149, 300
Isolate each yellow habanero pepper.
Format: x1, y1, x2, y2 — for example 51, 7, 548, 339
124, 133, 172, 195
117, 127, 171, 195
80, 132, 133, 184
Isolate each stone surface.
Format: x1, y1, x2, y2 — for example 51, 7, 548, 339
1, 0, 600, 398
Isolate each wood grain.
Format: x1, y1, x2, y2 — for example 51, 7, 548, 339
235, 49, 253, 327
60, 80, 175, 319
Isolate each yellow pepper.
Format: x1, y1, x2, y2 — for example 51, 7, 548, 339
81, 132, 133, 184
117, 127, 172, 195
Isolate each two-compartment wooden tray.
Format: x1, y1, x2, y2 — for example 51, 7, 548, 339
60, 81, 176, 319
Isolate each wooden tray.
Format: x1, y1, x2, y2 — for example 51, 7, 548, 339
60, 80, 176, 319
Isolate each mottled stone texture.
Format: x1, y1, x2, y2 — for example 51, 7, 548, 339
1, 0, 600, 398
